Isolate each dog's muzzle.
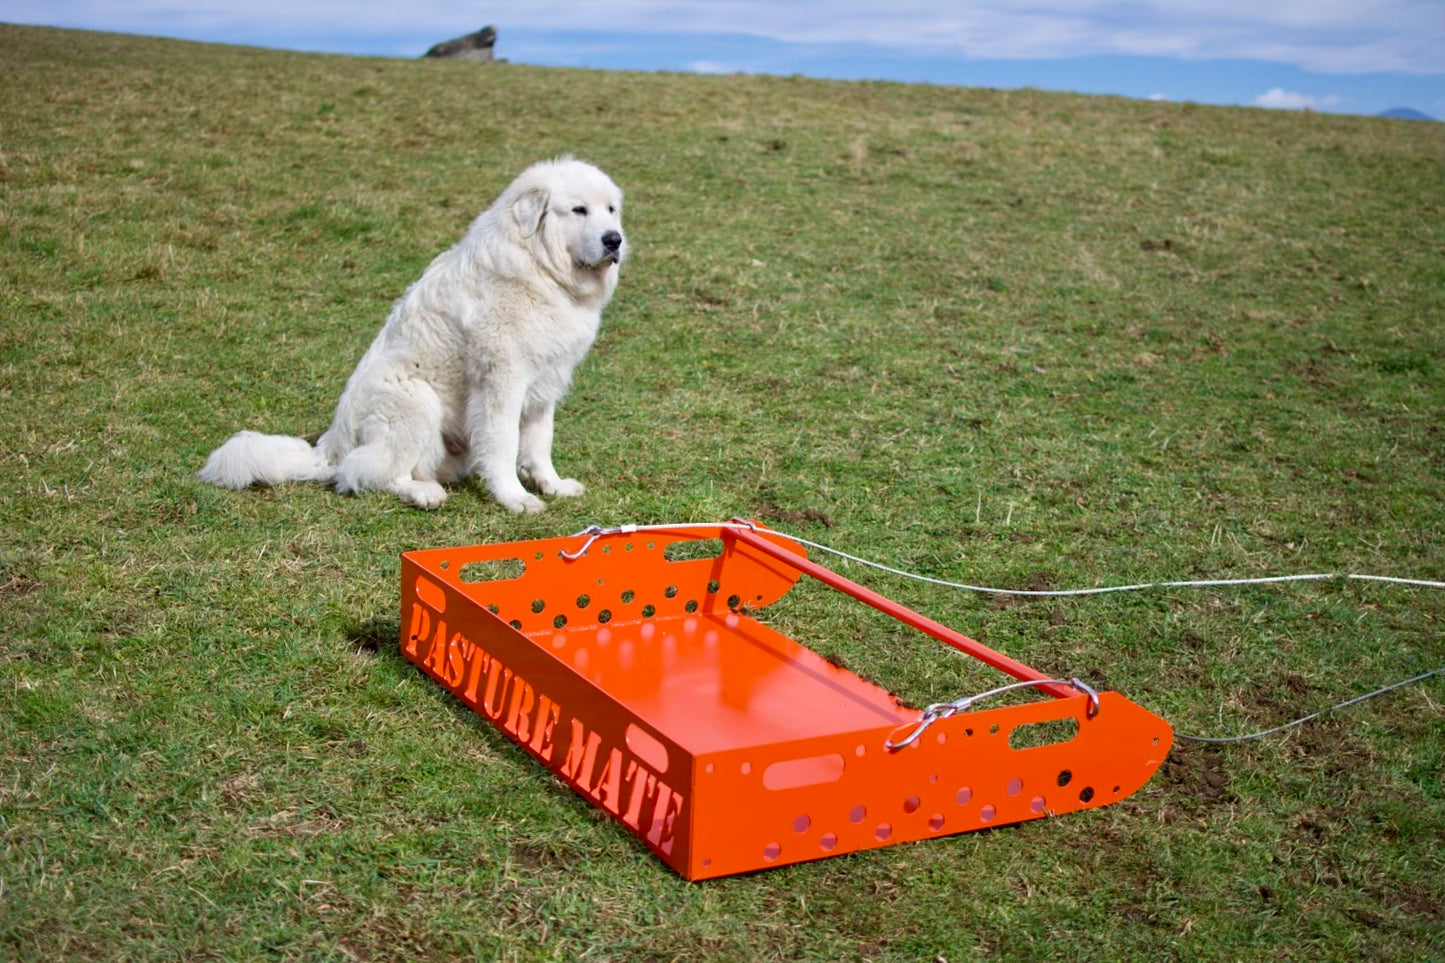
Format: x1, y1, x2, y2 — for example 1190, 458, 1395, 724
599, 230, 623, 264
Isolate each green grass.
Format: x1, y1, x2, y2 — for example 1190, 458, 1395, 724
3, 21, 1443, 960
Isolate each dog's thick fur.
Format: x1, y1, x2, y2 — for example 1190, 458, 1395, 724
198, 157, 626, 513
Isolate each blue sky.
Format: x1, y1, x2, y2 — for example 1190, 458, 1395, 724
7, 1, 1443, 118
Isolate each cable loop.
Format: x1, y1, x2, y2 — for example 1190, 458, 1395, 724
558, 525, 605, 561
885, 677, 1100, 752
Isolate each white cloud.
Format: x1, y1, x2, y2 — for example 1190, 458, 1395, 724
1254, 87, 1344, 109
6, 1, 1443, 76
1256, 87, 1315, 109
688, 61, 737, 74
499, 1, 1444, 75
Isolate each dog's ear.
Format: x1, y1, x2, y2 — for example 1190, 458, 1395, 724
512, 187, 549, 237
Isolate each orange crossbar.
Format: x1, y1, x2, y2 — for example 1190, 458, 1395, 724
399, 522, 1173, 879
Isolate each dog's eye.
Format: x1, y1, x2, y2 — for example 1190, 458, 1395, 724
608, 205, 616, 214
571, 205, 588, 216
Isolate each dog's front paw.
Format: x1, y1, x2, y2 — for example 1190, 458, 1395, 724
544, 478, 586, 498
499, 492, 548, 515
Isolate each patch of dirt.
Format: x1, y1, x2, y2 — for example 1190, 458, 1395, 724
1385, 881, 1444, 922
987, 571, 1057, 609
1242, 674, 1323, 720
1179, 631, 1207, 650
1161, 743, 1229, 805
1, 568, 41, 597
326, 738, 370, 758
509, 840, 572, 870
756, 501, 834, 528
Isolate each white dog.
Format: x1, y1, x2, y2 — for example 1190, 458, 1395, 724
198, 157, 626, 513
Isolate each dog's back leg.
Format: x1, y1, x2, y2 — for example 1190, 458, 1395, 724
333, 382, 449, 510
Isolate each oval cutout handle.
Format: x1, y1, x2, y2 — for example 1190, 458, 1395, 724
625, 723, 670, 775
763, 753, 845, 791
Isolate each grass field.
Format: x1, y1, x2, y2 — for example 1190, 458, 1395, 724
2, 21, 1443, 960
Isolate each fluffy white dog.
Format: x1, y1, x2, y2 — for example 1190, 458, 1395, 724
198, 157, 626, 513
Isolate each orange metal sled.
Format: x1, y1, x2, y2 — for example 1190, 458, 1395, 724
400, 521, 1172, 880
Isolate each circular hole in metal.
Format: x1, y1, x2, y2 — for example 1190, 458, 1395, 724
1007, 778, 1023, 797
487, 604, 499, 615
980, 805, 996, 823
665, 585, 678, 598
903, 796, 920, 814
641, 604, 656, 618
763, 842, 780, 862
1030, 796, 1046, 814
1079, 786, 1095, 803
956, 787, 972, 806
685, 599, 699, 613
849, 805, 866, 824
875, 823, 892, 841
707, 580, 720, 594
727, 594, 741, 610
509, 620, 522, 630
576, 594, 590, 609
929, 813, 945, 831
793, 814, 811, 834
741, 762, 752, 775
621, 589, 635, 604
598, 610, 612, 624
553, 614, 567, 629
530, 599, 545, 614
1057, 769, 1073, 787
819, 833, 838, 852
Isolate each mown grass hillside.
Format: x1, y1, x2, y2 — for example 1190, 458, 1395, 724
2, 22, 1443, 960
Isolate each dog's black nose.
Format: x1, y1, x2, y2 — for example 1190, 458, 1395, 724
602, 230, 622, 252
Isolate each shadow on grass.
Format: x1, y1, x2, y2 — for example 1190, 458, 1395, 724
346, 614, 399, 655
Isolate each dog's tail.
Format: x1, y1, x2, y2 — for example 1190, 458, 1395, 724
197, 431, 336, 490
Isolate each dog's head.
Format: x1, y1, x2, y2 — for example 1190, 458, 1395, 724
510, 158, 627, 287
